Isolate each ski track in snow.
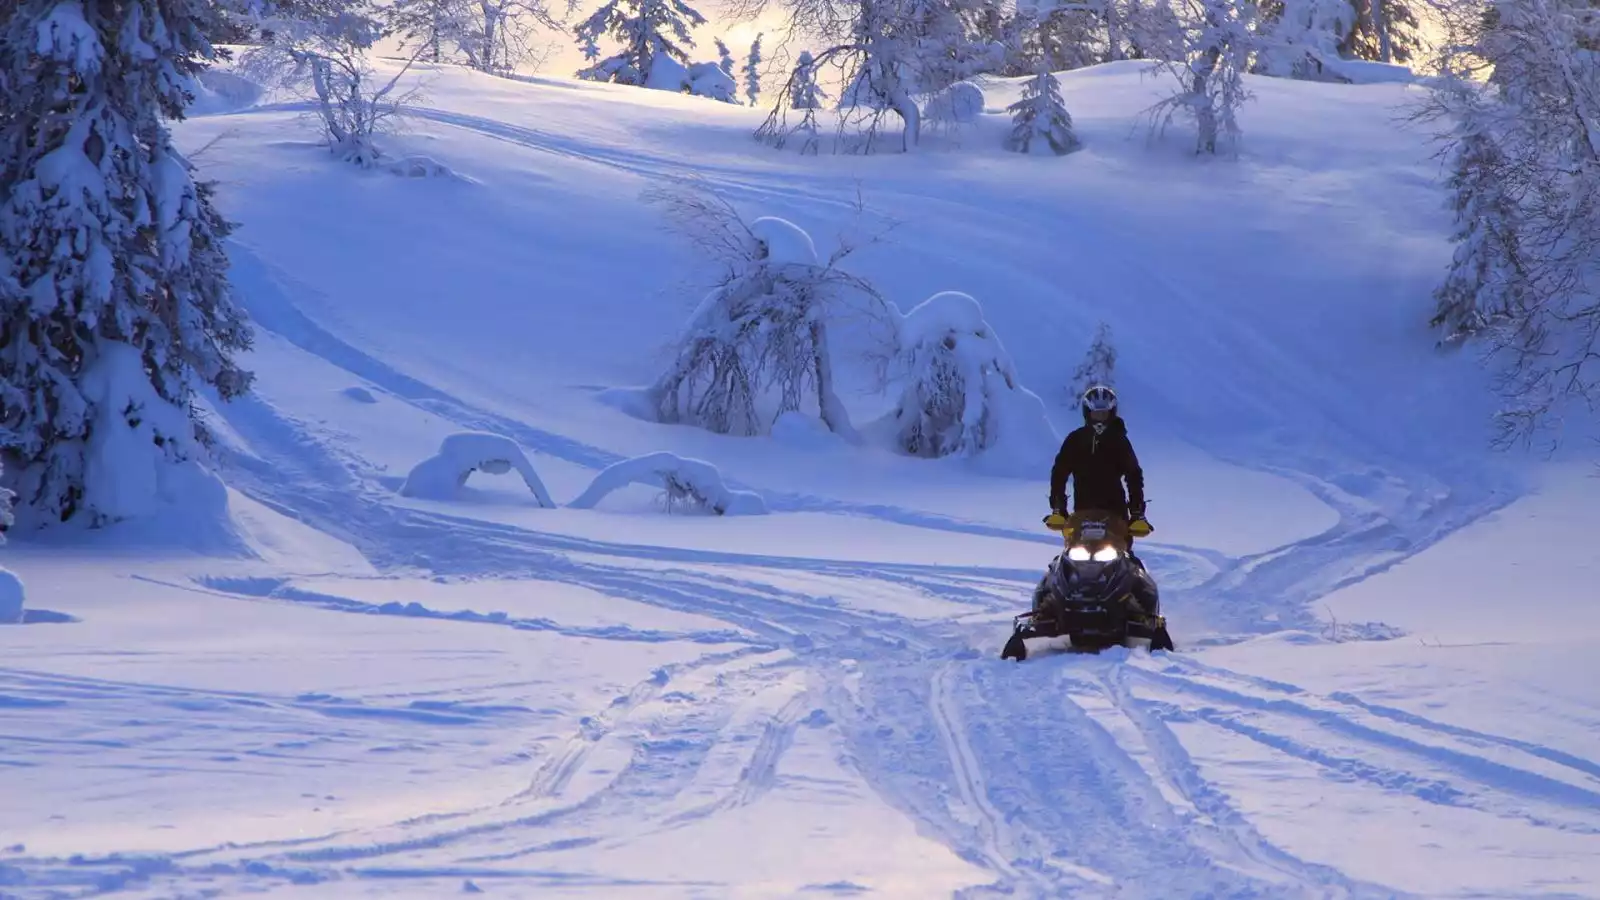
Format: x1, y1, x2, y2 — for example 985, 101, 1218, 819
7, 104, 1586, 899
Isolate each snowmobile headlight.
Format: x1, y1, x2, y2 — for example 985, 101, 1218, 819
1067, 546, 1091, 562
1092, 546, 1121, 563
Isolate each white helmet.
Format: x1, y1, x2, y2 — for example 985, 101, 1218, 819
1081, 384, 1117, 419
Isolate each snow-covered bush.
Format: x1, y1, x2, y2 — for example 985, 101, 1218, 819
240, 1, 422, 166
625, 184, 896, 439
1006, 65, 1080, 154
924, 81, 985, 124
399, 432, 556, 505
877, 292, 1058, 469
0, 0, 255, 528
567, 452, 767, 515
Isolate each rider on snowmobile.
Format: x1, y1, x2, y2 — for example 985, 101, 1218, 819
1046, 385, 1153, 562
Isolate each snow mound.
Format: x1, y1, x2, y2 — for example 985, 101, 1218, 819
771, 412, 846, 451
1323, 59, 1420, 84
340, 386, 379, 403
384, 155, 460, 179
750, 216, 819, 267
188, 68, 263, 115
398, 432, 556, 506
924, 81, 985, 124
873, 292, 1058, 477
0, 567, 23, 624
688, 62, 737, 103
568, 452, 767, 515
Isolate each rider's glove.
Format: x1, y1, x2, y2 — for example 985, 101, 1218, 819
1128, 517, 1153, 538
1044, 511, 1069, 530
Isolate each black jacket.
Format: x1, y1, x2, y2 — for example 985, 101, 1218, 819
1049, 415, 1145, 517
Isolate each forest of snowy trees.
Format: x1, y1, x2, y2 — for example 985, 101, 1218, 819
0, 0, 1595, 539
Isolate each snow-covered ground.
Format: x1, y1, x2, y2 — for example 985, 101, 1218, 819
2, 60, 1597, 898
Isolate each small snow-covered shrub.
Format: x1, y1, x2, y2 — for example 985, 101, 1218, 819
924, 81, 985, 125
568, 452, 766, 515
879, 292, 1057, 470
385, 155, 457, 178
399, 432, 555, 506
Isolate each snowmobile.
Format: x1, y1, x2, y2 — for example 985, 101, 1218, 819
1000, 510, 1174, 661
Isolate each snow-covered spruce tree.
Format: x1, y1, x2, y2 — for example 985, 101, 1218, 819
715, 35, 736, 75
1415, 0, 1600, 446
574, 0, 707, 87
1005, 59, 1082, 154
1254, 0, 1358, 80
0, 0, 255, 527
242, 2, 422, 166
744, 33, 764, 105
639, 184, 896, 439
1068, 321, 1117, 399
1146, 0, 1257, 154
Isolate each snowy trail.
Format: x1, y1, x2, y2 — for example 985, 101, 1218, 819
23, 282, 1561, 895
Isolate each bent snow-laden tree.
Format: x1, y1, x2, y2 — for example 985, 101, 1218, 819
1254, 0, 1357, 80
567, 451, 767, 515
883, 291, 1056, 462
639, 184, 896, 439
398, 431, 556, 505
1415, 0, 1600, 448
0, 0, 255, 527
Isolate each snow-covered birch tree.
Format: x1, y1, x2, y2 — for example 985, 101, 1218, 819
0, 0, 255, 527
1145, 0, 1257, 155
1415, 0, 1600, 447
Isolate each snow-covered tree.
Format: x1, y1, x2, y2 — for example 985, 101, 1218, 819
1005, 62, 1081, 154
574, 0, 707, 87
638, 184, 896, 438
455, 0, 568, 73
1255, 0, 1358, 80
744, 32, 764, 105
1416, 0, 1600, 446
0, 0, 255, 527
241, 1, 421, 166
1341, 0, 1425, 64
1146, 0, 1257, 154
1068, 321, 1117, 400
715, 35, 736, 74
882, 291, 1056, 463
388, 0, 470, 62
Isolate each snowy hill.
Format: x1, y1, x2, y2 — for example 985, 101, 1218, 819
2, 59, 1597, 898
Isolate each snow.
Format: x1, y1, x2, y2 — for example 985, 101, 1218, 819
2, 55, 1595, 899
398, 431, 556, 506
0, 566, 24, 623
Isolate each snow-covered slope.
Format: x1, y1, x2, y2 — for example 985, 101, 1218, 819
1, 61, 1596, 898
